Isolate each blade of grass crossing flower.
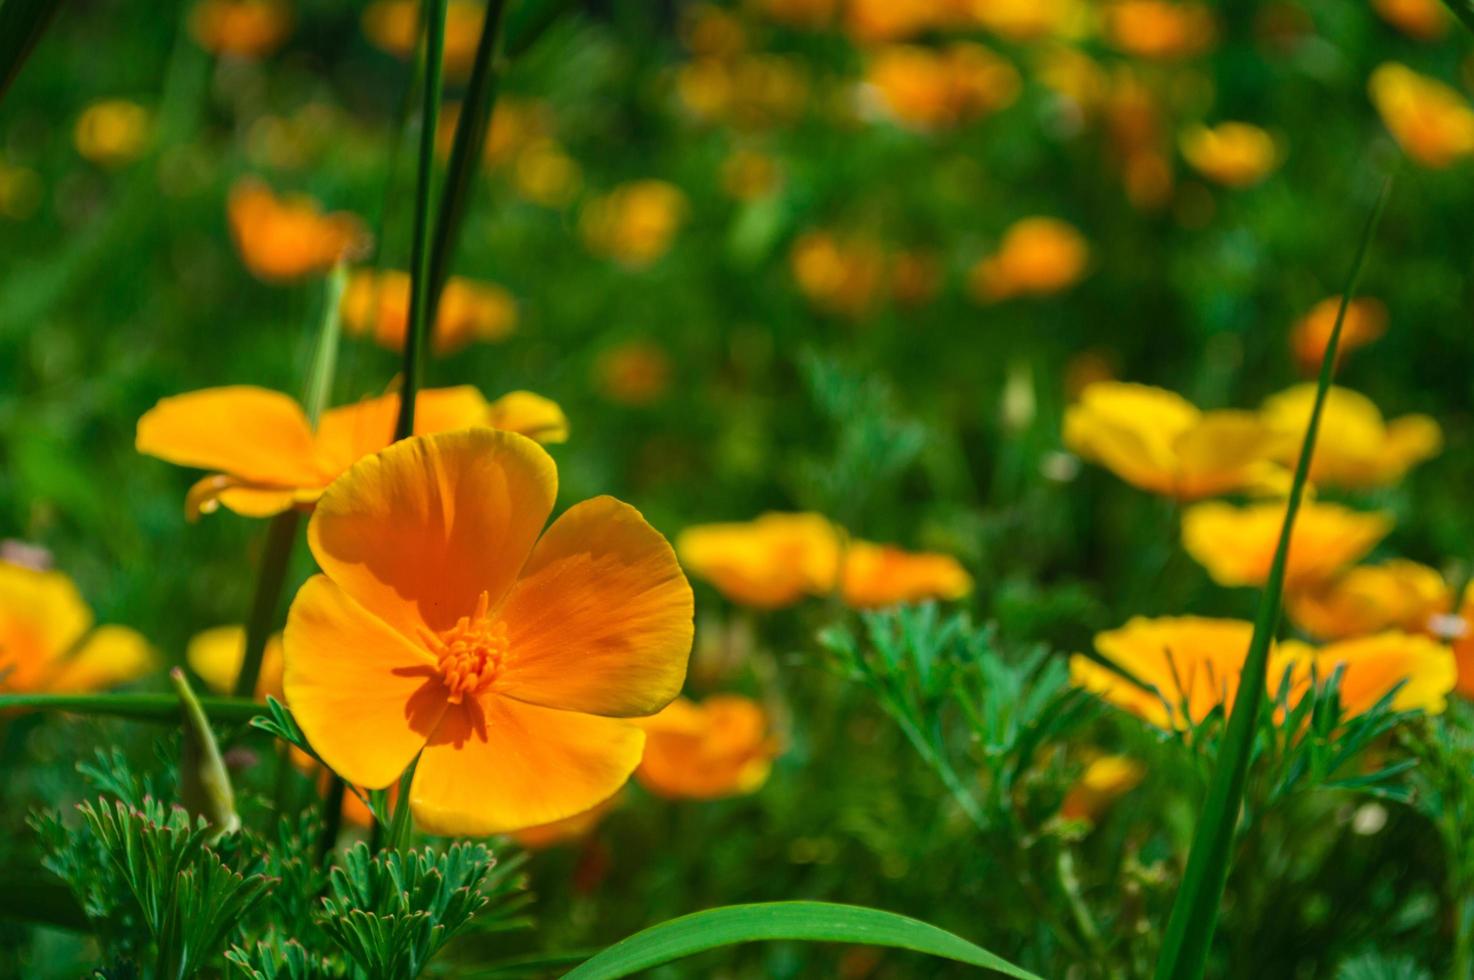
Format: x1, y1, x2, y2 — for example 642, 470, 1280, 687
0, 692, 262, 722
233, 509, 301, 698
561, 902, 1043, 980
392, 0, 449, 442
303, 264, 348, 425
1441, 0, 1474, 36
1153, 175, 1395, 980
0, 0, 62, 103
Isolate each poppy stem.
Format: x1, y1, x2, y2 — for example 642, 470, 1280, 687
233, 509, 301, 699
392, 0, 449, 443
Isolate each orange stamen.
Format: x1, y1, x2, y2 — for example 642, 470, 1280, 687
420, 591, 509, 703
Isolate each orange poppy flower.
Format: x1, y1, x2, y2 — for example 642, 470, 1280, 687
1450, 586, 1474, 699
187, 625, 285, 699
1372, 0, 1448, 40
594, 341, 673, 406
1059, 755, 1145, 824
511, 793, 621, 849
1289, 297, 1387, 375
282, 428, 694, 834
136, 385, 567, 519
754, 0, 837, 30
864, 43, 1020, 132
1369, 63, 1474, 169
1287, 560, 1449, 641
189, 0, 293, 58
73, 99, 152, 168
789, 230, 886, 318
1181, 501, 1391, 591
1284, 632, 1455, 718
677, 513, 841, 609
227, 179, 368, 283
362, 0, 486, 76
839, 541, 972, 609
1261, 384, 1441, 488
580, 180, 688, 268
0, 561, 155, 695
1179, 122, 1279, 187
340, 268, 517, 355
635, 695, 780, 800
969, 217, 1089, 302
1064, 382, 1282, 499
1103, 0, 1216, 60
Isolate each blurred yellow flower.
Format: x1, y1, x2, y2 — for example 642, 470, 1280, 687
845, 0, 947, 43
73, 99, 151, 168
187, 625, 285, 699
681, 3, 747, 58
721, 148, 783, 201
1105, 71, 1175, 209
1372, 0, 1448, 41
864, 43, 1020, 131
636, 695, 781, 800
790, 230, 886, 317
340, 268, 517, 355
1369, 63, 1474, 169
362, 0, 485, 76
969, 217, 1089, 301
677, 513, 841, 609
1289, 297, 1387, 375
1179, 122, 1279, 187
137, 385, 565, 518
973, 0, 1088, 42
754, 0, 838, 30
840, 541, 972, 609
0, 561, 155, 695
1451, 586, 1474, 699
189, 0, 292, 58
1181, 501, 1392, 590
1059, 755, 1145, 824
1261, 384, 1441, 488
0, 161, 42, 220
485, 391, 569, 444
594, 341, 673, 406
1103, 0, 1216, 60
1285, 631, 1455, 717
227, 178, 368, 283
580, 180, 687, 268
1287, 560, 1450, 641
1064, 381, 1281, 499
513, 139, 583, 207
512, 793, 621, 849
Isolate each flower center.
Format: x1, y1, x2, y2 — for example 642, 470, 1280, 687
422, 591, 508, 704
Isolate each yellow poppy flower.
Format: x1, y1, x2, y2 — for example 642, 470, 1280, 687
340, 269, 517, 356
186, 625, 285, 699
1261, 384, 1441, 488
1064, 382, 1282, 499
1372, 0, 1448, 40
839, 541, 972, 609
677, 513, 841, 609
1288, 297, 1387, 375
1103, 0, 1216, 60
0, 561, 155, 695
580, 180, 687, 268
1059, 755, 1145, 824
844, 0, 943, 43
227, 178, 368, 283
635, 695, 780, 800
1369, 63, 1474, 169
74, 99, 152, 168
969, 217, 1089, 302
362, 0, 486, 76
1287, 560, 1449, 641
1182, 501, 1392, 591
189, 0, 292, 58
864, 43, 1020, 132
789, 230, 886, 318
973, 0, 1088, 42
136, 385, 566, 518
1179, 122, 1278, 187
283, 428, 694, 834
1283, 631, 1455, 717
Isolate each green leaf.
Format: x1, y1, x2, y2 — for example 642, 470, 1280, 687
560, 901, 1042, 980
0, 692, 263, 722
1152, 175, 1395, 980
0, 0, 61, 103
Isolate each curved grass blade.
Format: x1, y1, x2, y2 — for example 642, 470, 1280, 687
559, 901, 1042, 980
0, 0, 62, 104
0, 692, 262, 723
1153, 175, 1395, 980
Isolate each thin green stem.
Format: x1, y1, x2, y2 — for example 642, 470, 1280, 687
233, 509, 301, 699
392, 0, 449, 442
303, 264, 348, 425
386, 757, 419, 852
0, 692, 262, 721
1153, 175, 1394, 980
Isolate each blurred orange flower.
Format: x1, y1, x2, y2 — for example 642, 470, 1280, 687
74, 99, 151, 168
677, 512, 840, 609
1287, 560, 1450, 641
844, 0, 945, 43
864, 43, 1020, 131
969, 217, 1089, 301
595, 341, 673, 406
362, 0, 485, 76
754, 0, 838, 30
889, 248, 942, 307
974, 0, 1088, 41
1181, 501, 1392, 590
1288, 631, 1456, 718
636, 695, 780, 799
227, 178, 368, 283
187, 625, 285, 699
1064, 382, 1282, 499
721, 148, 783, 201
512, 794, 622, 849
283, 428, 694, 834
136, 385, 566, 518
1451, 586, 1474, 699
840, 541, 972, 609
790, 230, 886, 318
189, 0, 292, 58
1060, 755, 1145, 824
513, 139, 583, 207
1261, 384, 1442, 488
1372, 0, 1448, 41
580, 180, 687, 268
1103, 0, 1216, 60
340, 268, 517, 355
1289, 297, 1387, 375
1179, 122, 1279, 187
0, 561, 155, 695
1369, 63, 1474, 169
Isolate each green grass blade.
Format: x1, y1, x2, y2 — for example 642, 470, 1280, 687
504, 0, 570, 58
0, 0, 62, 103
558, 902, 1042, 980
1441, 0, 1474, 36
392, 0, 449, 442
1153, 175, 1395, 980
0, 693, 263, 723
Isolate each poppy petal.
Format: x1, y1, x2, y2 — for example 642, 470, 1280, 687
45, 626, 156, 694
137, 386, 321, 487
312, 386, 491, 476
496, 496, 692, 717
283, 575, 447, 788
410, 693, 644, 835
